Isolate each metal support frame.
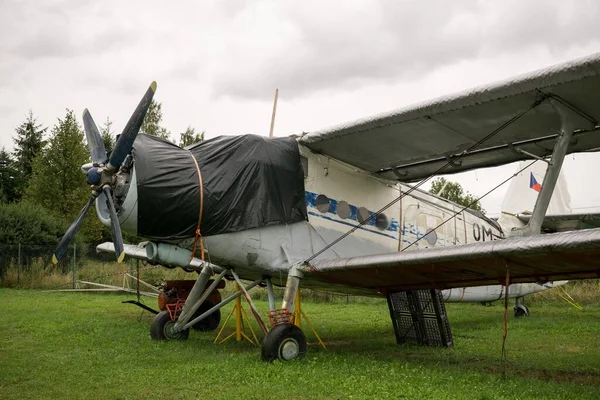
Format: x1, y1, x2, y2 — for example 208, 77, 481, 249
508, 143, 551, 164
231, 271, 268, 335
173, 265, 213, 330
182, 278, 263, 331
508, 99, 595, 237
293, 290, 327, 349
213, 282, 260, 345
176, 268, 228, 329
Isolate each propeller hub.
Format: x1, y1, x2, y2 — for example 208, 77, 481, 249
86, 167, 102, 185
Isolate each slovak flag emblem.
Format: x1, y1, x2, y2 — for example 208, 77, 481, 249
530, 172, 542, 192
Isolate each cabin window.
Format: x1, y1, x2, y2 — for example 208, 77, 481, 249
423, 230, 438, 245
418, 213, 442, 246
316, 194, 330, 213
375, 213, 389, 230
300, 156, 308, 177
357, 207, 371, 224
337, 200, 351, 219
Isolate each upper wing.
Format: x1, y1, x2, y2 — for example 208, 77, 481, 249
302, 228, 600, 294
299, 53, 600, 181
518, 212, 600, 232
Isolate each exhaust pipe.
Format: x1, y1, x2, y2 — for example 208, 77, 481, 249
146, 242, 195, 268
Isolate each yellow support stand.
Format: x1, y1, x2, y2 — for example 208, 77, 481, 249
214, 284, 260, 346
555, 285, 583, 310
293, 290, 327, 350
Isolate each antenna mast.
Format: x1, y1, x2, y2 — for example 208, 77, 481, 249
268, 88, 279, 137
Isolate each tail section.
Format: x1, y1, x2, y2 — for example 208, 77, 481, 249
498, 160, 571, 231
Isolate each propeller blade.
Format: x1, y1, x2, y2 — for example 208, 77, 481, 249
82, 109, 107, 164
108, 81, 157, 170
102, 186, 125, 263
52, 194, 96, 264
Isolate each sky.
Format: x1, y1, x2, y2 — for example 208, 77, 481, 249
1, 0, 600, 216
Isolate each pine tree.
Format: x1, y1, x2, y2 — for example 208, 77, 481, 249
179, 126, 204, 148
100, 117, 115, 154
140, 99, 171, 140
0, 148, 19, 203
12, 110, 47, 198
25, 110, 103, 242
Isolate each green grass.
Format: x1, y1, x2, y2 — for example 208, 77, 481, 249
0, 289, 599, 399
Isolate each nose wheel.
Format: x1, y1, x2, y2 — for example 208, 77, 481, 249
261, 323, 307, 362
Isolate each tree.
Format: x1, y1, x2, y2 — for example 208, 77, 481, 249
179, 126, 204, 148
25, 110, 103, 242
12, 110, 47, 199
0, 148, 19, 203
100, 117, 115, 154
430, 177, 485, 214
140, 99, 170, 140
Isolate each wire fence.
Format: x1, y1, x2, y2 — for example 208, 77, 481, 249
0, 243, 116, 271
0, 243, 374, 304
0, 243, 153, 290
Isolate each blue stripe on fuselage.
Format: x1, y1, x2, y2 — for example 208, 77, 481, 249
305, 191, 399, 238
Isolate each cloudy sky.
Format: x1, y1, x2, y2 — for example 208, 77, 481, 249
1, 0, 600, 215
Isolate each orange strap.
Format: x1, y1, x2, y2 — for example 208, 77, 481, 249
188, 152, 205, 261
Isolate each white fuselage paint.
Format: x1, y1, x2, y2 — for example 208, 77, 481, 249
104, 143, 565, 300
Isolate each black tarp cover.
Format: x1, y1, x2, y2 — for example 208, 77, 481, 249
133, 134, 307, 240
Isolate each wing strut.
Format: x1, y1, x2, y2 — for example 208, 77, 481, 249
509, 99, 595, 237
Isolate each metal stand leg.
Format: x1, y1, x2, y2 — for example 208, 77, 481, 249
293, 290, 327, 350
213, 283, 260, 346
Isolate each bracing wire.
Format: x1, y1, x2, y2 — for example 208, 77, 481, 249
305, 96, 548, 263
401, 159, 538, 251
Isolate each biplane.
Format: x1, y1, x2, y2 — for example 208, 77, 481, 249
54, 52, 600, 361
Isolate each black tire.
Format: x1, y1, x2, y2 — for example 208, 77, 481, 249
261, 323, 307, 362
514, 305, 529, 318
150, 310, 190, 340
191, 301, 221, 332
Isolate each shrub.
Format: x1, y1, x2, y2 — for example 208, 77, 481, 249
0, 201, 86, 275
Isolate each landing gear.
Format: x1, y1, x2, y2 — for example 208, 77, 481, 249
514, 297, 529, 318
261, 265, 308, 362
191, 301, 221, 332
150, 311, 190, 340
261, 323, 307, 362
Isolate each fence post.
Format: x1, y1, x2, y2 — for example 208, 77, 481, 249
72, 244, 76, 289
17, 243, 21, 283
130, 258, 135, 288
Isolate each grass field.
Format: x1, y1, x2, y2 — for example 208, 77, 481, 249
1, 289, 599, 399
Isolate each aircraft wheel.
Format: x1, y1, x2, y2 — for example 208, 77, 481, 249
514, 304, 529, 318
261, 323, 307, 362
191, 301, 221, 332
150, 310, 190, 340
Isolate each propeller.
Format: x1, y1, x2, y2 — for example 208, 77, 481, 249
108, 81, 157, 171
103, 185, 125, 263
52, 81, 157, 264
82, 109, 107, 165
52, 193, 98, 264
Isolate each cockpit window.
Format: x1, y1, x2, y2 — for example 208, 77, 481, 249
300, 156, 308, 177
